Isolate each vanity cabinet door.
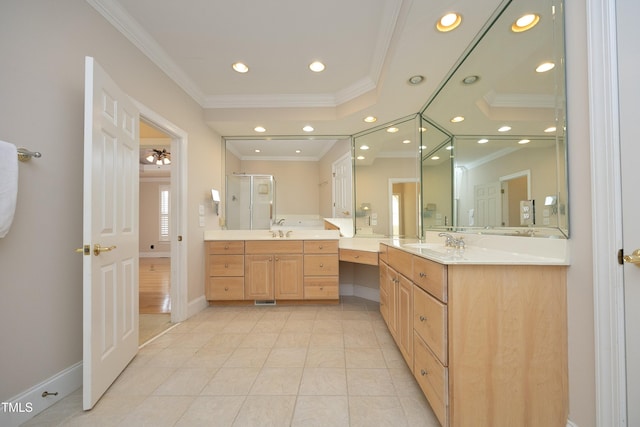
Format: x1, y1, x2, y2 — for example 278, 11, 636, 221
245, 255, 274, 299
274, 254, 304, 299
397, 274, 414, 367
386, 266, 399, 338
379, 262, 390, 323
414, 331, 448, 427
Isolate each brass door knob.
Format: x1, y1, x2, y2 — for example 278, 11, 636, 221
93, 244, 116, 256
623, 249, 640, 265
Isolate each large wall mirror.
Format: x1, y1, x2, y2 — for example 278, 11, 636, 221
353, 115, 421, 238
421, 0, 568, 237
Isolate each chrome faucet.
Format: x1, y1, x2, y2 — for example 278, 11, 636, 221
278, 230, 284, 238
438, 232, 465, 250
276, 218, 285, 225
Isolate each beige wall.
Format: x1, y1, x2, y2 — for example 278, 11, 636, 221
0, 1, 599, 426
0, 0, 221, 401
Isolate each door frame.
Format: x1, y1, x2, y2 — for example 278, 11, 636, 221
133, 100, 189, 323
388, 178, 419, 237
586, 0, 627, 424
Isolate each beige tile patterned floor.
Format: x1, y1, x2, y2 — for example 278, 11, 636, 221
22, 296, 440, 427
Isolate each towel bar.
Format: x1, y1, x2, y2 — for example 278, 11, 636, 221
17, 148, 42, 162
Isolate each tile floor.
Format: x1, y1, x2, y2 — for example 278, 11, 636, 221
22, 296, 440, 427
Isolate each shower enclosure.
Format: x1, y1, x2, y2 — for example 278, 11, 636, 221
226, 174, 275, 230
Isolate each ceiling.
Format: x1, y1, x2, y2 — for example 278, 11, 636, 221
88, 0, 506, 140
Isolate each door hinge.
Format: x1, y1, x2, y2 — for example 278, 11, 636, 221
618, 248, 624, 265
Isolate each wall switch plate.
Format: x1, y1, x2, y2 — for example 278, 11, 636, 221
520, 200, 535, 226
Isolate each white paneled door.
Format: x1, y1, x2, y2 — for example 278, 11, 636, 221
618, 1, 640, 424
82, 57, 140, 410
332, 152, 352, 218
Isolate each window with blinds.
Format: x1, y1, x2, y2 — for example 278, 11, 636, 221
159, 186, 170, 241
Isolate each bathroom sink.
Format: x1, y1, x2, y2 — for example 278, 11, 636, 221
402, 242, 450, 252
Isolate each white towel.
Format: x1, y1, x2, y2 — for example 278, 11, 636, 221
0, 140, 18, 238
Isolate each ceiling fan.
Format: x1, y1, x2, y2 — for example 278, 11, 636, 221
146, 148, 171, 165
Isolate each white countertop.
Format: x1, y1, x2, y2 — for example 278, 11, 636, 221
204, 229, 340, 241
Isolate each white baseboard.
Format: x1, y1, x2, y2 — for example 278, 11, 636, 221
188, 295, 208, 318
339, 284, 380, 303
139, 251, 170, 258
1, 362, 82, 427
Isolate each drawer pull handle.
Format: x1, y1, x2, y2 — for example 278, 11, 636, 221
354, 255, 360, 258
319, 263, 324, 267
224, 263, 229, 268
224, 287, 229, 291
319, 245, 323, 249
419, 315, 426, 322
224, 244, 229, 249
419, 272, 426, 278
421, 369, 428, 376
320, 287, 324, 291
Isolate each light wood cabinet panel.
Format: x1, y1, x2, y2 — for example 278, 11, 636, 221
414, 286, 447, 365
304, 254, 339, 276
208, 254, 244, 277
414, 332, 448, 427
386, 265, 399, 339
447, 265, 568, 427
412, 255, 447, 303
244, 255, 274, 299
379, 262, 389, 322
339, 248, 379, 265
378, 243, 388, 264
207, 277, 244, 300
274, 254, 304, 299
387, 246, 413, 278
207, 240, 244, 254
303, 240, 338, 254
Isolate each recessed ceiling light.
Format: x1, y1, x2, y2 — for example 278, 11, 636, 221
512, 14, 540, 32
420, 127, 427, 132
295, 150, 301, 153
518, 139, 531, 144
445, 145, 453, 150
437, 13, 462, 32
360, 145, 370, 150
254, 149, 261, 153
364, 116, 377, 123
232, 62, 249, 73
408, 75, 425, 85
302, 125, 314, 132
462, 75, 479, 85
387, 127, 399, 133
357, 155, 365, 160
402, 140, 411, 144
536, 62, 555, 73
254, 126, 266, 133
431, 156, 440, 160
544, 126, 557, 133
498, 126, 512, 132
478, 138, 489, 144
309, 61, 325, 72
420, 145, 427, 150
450, 116, 465, 123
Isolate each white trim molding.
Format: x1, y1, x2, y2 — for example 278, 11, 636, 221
586, 0, 628, 425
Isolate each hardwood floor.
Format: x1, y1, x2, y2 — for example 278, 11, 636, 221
139, 257, 171, 314
139, 257, 172, 345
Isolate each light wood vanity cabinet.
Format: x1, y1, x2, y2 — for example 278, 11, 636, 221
206, 239, 339, 302
379, 243, 568, 427
206, 241, 245, 300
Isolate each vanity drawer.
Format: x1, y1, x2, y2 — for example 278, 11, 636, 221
339, 248, 379, 265
412, 255, 448, 303
304, 240, 338, 254
209, 255, 244, 276
304, 276, 339, 299
388, 246, 413, 278
414, 332, 448, 427
207, 240, 244, 255
304, 254, 339, 276
414, 285, 448, 365
245, 240, 303, 254
207, 277, 245, 300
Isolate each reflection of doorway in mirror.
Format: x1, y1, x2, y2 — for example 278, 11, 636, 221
332, 153, 352, 218
389, 179, 419, 237
474, 182, 502, 227
499, 170, 531, 227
